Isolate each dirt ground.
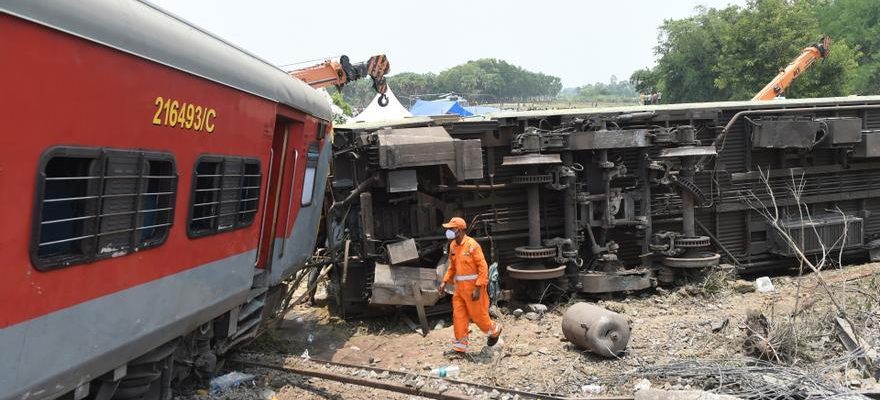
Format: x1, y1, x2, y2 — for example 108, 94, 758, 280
181, 262, 880, 400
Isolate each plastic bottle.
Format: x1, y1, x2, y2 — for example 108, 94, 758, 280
755, 276, 775, 293
209, 371, 255, 394
429, 365, 460, 378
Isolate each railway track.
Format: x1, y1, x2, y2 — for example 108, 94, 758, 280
228, 353, 634, 400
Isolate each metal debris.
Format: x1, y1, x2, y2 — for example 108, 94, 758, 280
561, 302, 631, 357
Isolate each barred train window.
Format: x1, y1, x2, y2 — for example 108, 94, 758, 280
300, 141, 320, 207
188, 156, 261, 237
32, 147, 177, 270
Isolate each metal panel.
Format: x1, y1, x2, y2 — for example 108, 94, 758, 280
854, 131, 880, 158
387, 169, 418, 193
815, 117, 863, 146
386, 238, 419, 265
376, 126, 483, 180
769, 215, 864, 256
717, 211, 747, 256
0, 251, 254, 400
567, 130, 649, 150
457, 139, 485, 180
749, 117, 821, 149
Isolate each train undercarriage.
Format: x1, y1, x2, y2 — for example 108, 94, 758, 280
324, 96, 880, 315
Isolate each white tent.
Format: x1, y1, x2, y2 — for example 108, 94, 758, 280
351, 86, 412, 123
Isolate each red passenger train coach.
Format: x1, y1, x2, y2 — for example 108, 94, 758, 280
0, 1, 333, 399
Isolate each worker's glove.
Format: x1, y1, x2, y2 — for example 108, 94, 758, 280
471, 287, 481, 301
438, 282, 447, 295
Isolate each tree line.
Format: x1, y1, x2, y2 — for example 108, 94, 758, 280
631, 0, 879, 104
338, 58, 562, 109
560, 75, 638, 104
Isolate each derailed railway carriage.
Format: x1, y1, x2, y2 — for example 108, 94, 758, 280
328, 96, 880, 315
1, 1, 332, 399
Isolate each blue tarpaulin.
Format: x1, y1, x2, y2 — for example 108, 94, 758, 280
409, 100, 473, 116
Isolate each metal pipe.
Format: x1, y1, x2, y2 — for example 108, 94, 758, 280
340, 239, 351, 286
562, 152, 578, 281
681, 193, 695, 237
639, 148, 653, 256
434, 183, 513, 191
562, 152, 576, 242
329, 175, 378, 215
528, 181, 541, 247
414, 232, 529, 243
228, 359, 472, 400
680, 158, 696, 237
232, 356, 599, 400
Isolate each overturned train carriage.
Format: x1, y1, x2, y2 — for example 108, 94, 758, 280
326, 96, 880, 314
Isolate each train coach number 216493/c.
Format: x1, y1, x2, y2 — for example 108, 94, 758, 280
152, 96, 217, 133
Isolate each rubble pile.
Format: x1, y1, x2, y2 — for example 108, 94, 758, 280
176, 263, 880, 400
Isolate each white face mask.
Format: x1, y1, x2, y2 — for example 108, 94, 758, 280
445, 229, 457, 240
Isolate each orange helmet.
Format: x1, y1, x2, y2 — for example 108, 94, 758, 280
442, 217, 466, 230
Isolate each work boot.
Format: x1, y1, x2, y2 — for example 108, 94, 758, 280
443, 349, 464, 359
487, 323, 503, 347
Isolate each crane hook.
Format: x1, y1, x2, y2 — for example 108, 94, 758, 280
377, 93, 389, 107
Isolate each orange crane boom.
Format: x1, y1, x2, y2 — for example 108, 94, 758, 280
290, 54, 391, 106
752, 36, 831, 101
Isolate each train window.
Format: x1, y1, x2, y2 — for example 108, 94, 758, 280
301, 142, 320, 206
32, 148, 177, 270
188, 156, 261, 238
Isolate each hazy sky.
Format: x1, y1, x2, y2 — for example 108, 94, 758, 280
151, 0, 745, 88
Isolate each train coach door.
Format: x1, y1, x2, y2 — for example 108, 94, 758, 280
256, 117, 305, 271
256, 118, 290, 269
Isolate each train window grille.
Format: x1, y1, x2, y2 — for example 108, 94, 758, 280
32, 148, 177, 270
301, 140, 321, 207
188, 156, 261, 237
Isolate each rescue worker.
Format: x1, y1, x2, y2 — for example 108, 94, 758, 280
437, 217, 502, 354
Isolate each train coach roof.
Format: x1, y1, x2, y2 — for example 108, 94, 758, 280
1, 0, 332, 121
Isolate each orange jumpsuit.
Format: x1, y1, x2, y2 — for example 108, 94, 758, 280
442, 235, 500, 352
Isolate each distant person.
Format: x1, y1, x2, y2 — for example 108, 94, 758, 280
639, 93, 646, 105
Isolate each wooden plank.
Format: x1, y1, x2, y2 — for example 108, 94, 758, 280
835, 317, 878, 373
412, 282, 430, 337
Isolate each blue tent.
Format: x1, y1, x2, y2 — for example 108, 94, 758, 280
409, 100, 473, 116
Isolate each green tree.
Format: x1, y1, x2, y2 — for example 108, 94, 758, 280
387, 72, 438, 101
629, 68, 661, 94
655, 5, 739, 102
574, 75, 638, 103
436, 59, 561, 101
714, 0, 858, 100
651, 0, 860, 103
330, 91, 353, 125
337, 59, 562, 107
821, 0, 880, 94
